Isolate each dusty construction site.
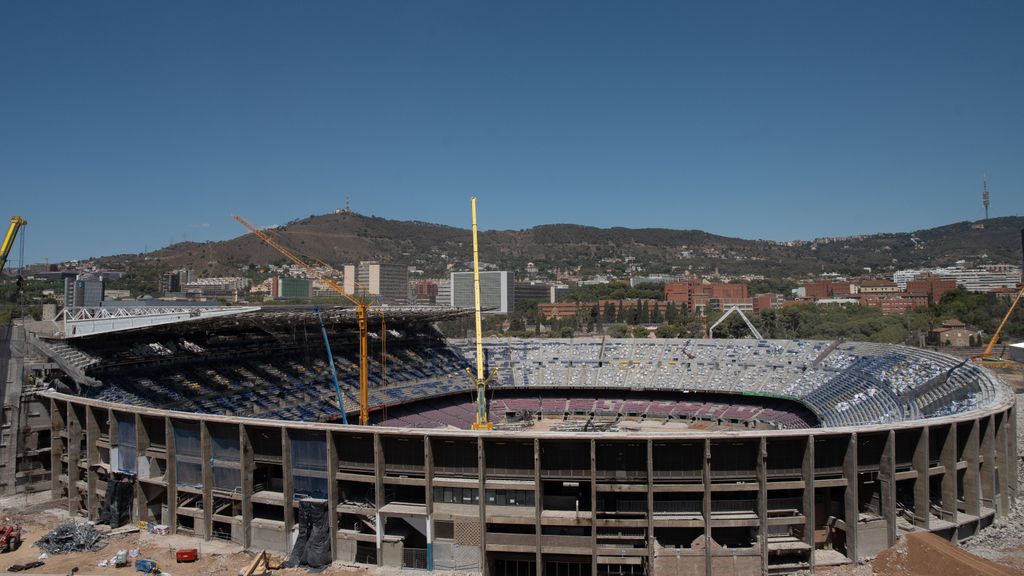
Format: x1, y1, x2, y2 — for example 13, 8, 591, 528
0, 309, 1021, 575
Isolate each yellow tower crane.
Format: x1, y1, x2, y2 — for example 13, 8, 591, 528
972, 283, 1024, 370
467, 197, 496, 430
234, 215, 376, 425
1, 216, 27, 275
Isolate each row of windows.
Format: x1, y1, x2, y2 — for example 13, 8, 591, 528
433, 488, 535, 507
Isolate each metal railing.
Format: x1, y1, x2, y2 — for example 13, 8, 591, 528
653, 500, 702, 514
599, 500, 648, 513
485, 466, 533, 478
434, 465, 478, 477
710, 499, 756, 513
402, 547, 428, 569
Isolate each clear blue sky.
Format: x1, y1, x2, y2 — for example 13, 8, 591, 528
2, 1, 1022, 265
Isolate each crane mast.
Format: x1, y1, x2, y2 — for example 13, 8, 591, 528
974, 284, 1024, 365
468, 197, 495, 430
0, 216, 27, 274
234, 215, 372, 425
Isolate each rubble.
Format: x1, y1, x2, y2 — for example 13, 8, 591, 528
962, 391, 1024, 561
874, 531, 1017, 576
34, 522, 106, 555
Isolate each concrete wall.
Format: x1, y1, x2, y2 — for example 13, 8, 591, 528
37, 391, 1019, 576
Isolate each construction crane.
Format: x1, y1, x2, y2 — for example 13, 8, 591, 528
314, 305, 348, 424
234, 215, 374, 425
466, 197, 496, 430
0, 216, 27, 275
972, 283, 1024, 370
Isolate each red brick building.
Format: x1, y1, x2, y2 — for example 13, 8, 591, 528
802, 280, 857, 300
753, 293, 784, 313
857, 292, 928, 314
665, 281, 750, 312
906, 276, 957, 304
414, 281, 438, 305
597, 299, 672, 318
857, 279, 900, 294
538, 302, 585, 319
803, 280, 832, 300
539, 299, 674, 321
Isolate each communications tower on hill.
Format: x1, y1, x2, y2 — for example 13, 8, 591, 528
982, 176, 990, 220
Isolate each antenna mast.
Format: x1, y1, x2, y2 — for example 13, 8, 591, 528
982, 175, 990, 220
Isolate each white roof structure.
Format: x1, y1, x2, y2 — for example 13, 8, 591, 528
59, 305, 261, 338
1010, 342, 1024, 363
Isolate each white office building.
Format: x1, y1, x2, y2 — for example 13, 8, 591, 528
894, 264, 1020, 293
343, 262, 409, 305
451, 271, 514, 314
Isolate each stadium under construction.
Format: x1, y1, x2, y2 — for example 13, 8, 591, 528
0, 304, 1017, 576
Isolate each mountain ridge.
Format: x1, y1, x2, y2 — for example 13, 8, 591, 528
93, 213, 1024, 280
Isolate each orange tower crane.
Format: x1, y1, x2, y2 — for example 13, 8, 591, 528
234, 215, 375, 424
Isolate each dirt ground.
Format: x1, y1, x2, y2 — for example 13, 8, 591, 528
873, 531, 1021, 576
0, 507, 253, 576
0, 505, 383, 576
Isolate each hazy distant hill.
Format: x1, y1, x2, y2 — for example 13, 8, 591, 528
94, 212, 1024, 280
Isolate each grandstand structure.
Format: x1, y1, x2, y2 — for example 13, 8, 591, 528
0, 307, 1017, 576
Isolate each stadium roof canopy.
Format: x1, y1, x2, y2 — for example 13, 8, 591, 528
56, 305, 473, 339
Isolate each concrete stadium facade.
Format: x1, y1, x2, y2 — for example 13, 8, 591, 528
37, 387, 1017, 576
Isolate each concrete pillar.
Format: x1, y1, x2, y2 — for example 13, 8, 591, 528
995, 411, 1010, 515
912, 427, 929, 529
802, 438, 815, 573
200, 421, 213, 541
67, 403, 82, 516
980, 415, 996, 511
964, 420, 981, 519
283, 428, 295, 553
1008, 400, 1018, 505
477, 436, 487, 576
108, 409, 118, 481
166, 418, 177, 532
534, 438, 542, 573
425, 435, 434, 571
703, 438, 712, 576
757, 437, 768, 576
880, 431, 896, 547
49, 398, 64, 499
647, 439, 655, 573
326, 430, 337, 561
590, 438, 597, 576
372, 433, 383, 565
85, 406, 100, 520
134, 413, 150, 523
240, 424, 254, 550
939, 424, 957, 526
842, 434, 858, 562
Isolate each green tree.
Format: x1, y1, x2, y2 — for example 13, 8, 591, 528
655, 324, 679, 338
608, 324, 629, 338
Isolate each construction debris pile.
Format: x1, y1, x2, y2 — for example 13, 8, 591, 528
34, 522, 106, 555
963, 396, 1024, 561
